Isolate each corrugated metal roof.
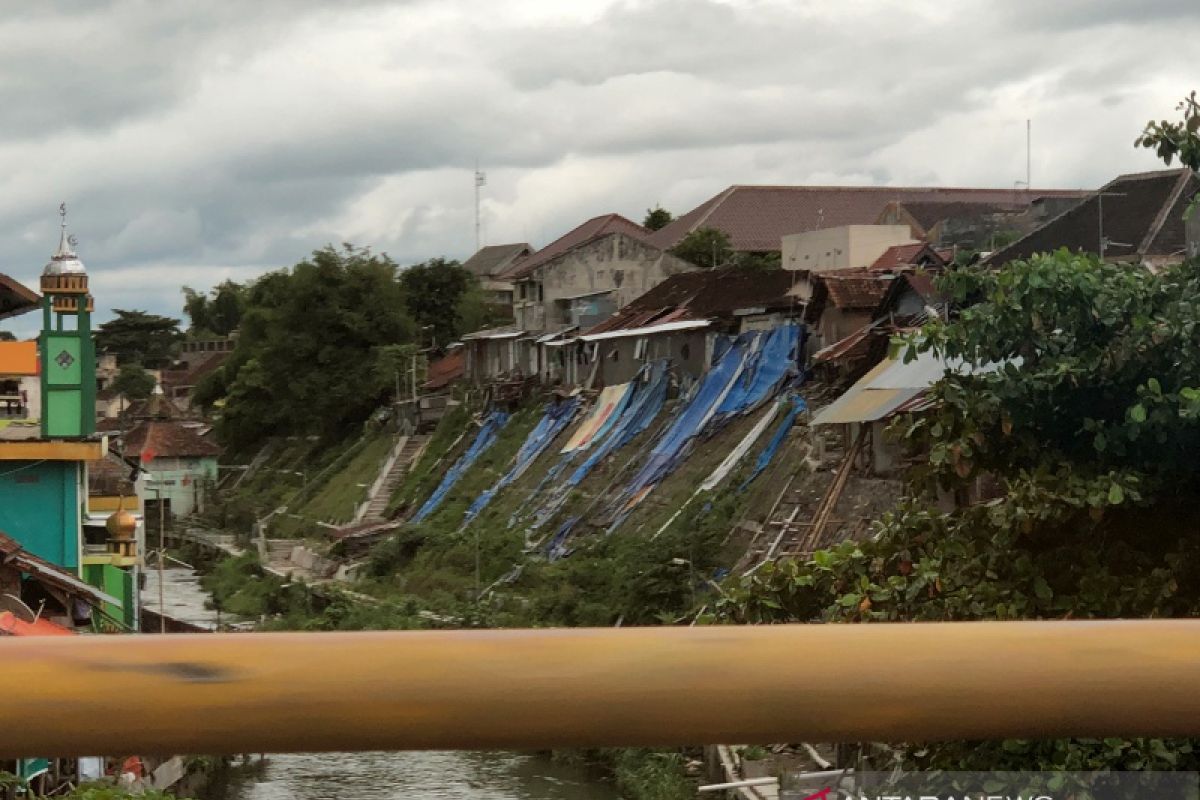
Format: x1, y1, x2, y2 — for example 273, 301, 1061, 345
812, 350, 1006, 425
579, 319, 711, 342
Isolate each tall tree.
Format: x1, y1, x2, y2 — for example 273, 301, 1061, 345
398, 257, 472, 349
669, 227, 734, 269
216, 244, 415, 448
95, 310, 183, 368
110, 363, 156, 400
182, 280, 247, 337
642, 206, 673, 231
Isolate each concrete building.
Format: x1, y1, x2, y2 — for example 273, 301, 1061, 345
782, 225, 916, 272
461, 243, 532, 316
504, 214, 697, 335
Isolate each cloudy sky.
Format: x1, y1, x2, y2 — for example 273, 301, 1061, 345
0, 0, 1196, 335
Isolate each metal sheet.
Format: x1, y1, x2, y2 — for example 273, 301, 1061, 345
3, 621, 1200, 757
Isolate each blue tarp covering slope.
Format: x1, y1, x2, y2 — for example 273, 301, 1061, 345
712, 324, 802, 423
602, 335, 756, 528
740, 393, 807, 490
529, 361, 670, 533
462, 397, 580, 526
604, 323, 803, 530
410, 410, 509, 523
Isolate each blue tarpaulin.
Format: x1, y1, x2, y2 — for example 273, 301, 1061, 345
410, 410, 509, 523
712, 324, 802, 423
740, 393, 807, 490
605, 323, 803, 530
529, 361, 670, 533
462, 397, 580, 526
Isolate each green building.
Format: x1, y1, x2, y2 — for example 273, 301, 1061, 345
0, 208, 138, 631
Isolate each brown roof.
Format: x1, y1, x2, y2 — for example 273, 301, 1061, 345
870, 242, 948, 272
985, 168, 1199, 266
884, 200, 1017, 232
502, 214, 651, 279
648, 185, 1090, 253
122, 420, 222, 460
89, 456, 137, 496
0, 531, 118, 609
585, 267, 801, 334
822, 274, 892, 310
422, 349, 464, 391
0, 274, 39, 322
461, 243, 532, 278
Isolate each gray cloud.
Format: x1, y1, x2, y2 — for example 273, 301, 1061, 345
0, 0, 1193, 337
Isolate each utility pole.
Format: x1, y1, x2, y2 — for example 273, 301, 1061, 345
474, 163, 487, 253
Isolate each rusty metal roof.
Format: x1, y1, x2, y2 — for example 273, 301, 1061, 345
0, 531, 121, 609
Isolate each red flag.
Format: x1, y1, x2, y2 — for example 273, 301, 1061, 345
140, 446, 156, 463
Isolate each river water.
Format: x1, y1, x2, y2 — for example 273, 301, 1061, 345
142, 568, 619, 800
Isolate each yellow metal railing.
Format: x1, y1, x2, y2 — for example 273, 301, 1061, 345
3, 621, 1199, 758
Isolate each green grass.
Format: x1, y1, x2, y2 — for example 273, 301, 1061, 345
272, 427, 397, 536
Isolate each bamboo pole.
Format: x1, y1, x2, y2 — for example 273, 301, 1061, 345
3, 621, 1200, 758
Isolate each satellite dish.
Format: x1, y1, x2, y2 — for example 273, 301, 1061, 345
0, 593, 36, 623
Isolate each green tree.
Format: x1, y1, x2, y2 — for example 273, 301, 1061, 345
1136, 90, 1200, 171
216, 244, 415, 449
0, 331, 15, 341
669, 227, 734, 269
398, 257, 472, 348
642, 206, 673, 231
95, 310, 183, 368
110, 363, 156, 400
718, 249, 1200, 770
182, 280, 246, 337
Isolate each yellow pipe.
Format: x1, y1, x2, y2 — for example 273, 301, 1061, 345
4, 621, 1200, 758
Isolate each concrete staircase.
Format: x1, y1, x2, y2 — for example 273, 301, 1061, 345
358, 434, 429, 524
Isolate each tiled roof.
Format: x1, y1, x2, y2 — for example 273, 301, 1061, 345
885, 200, 1017, 231
122, 420, 221, 460
461, 243, 533, 278
822, 274, 892, 310
585, 267, 802, 334
501, 214, 651, 279
89, 456, 137, 496
0, 274, 39, 322
870, 243, 948, 272
163, 351, 229, 392
985, 168, 1199, 266
648, 185, 1089, 253
422, 349, 464, 391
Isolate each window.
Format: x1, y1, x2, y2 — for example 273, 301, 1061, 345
633, 337, 647, 360
680, 343, 691, 360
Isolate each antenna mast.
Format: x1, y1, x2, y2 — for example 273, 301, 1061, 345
1026, 119, 1032, 190
474, 163, 487, 252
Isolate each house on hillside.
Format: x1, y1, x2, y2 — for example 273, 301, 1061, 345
461, 242, 532, 317
461, 325, 526, 384
805, 273, 892, 350
503, 213, 698, 334
573, 268, 804, 385
650, 185, 1089, 258
985, 168, 1200, 268
122, 389, 221, 520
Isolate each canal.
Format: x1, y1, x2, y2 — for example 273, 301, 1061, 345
143, 567, 619, 800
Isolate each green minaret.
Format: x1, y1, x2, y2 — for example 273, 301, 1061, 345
39, 204, 95, 439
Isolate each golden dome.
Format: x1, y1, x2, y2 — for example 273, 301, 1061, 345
106, 495, 138, 542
